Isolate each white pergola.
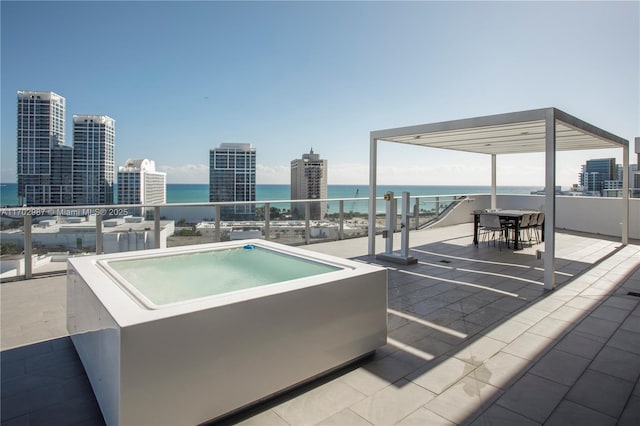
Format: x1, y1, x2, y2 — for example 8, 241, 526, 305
368, 107, 629, 290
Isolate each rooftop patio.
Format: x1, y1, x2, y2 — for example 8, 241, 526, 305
2, 223, 639, 425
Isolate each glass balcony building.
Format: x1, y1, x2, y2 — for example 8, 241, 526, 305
209, 143, 256, 220
16, 91, 67, 206
72, 115, 115, 205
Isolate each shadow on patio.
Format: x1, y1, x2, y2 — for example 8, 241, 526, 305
218, 230, 639, 425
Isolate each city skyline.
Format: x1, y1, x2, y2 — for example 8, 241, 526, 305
2, 1, 638, 187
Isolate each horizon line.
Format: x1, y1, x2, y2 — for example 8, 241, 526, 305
0, 182, 546, 187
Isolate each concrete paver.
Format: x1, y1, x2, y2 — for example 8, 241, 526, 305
2, 224, 639, 425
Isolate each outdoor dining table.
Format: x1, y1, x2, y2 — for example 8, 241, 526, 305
472, 209, 543, 250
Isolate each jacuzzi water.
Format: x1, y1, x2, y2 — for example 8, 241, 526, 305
103, 245, 342, 306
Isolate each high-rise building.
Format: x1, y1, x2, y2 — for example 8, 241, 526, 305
632, 164, 640, 198
209, 143, 256, 220
16, 91, 71, 206
579, 158, 616, 195
117, 159, 166, 217
290, 148, 328, 220
49, 144, 74, 205
72, 115, 115, 205
635, 138, 640, 196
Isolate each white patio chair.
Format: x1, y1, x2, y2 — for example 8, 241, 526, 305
479, 214, 506, 250
526, 212, 539, 243
533, 211, 545, 244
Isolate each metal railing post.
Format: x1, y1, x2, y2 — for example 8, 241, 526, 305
414, 197, 420, 230
96, 213, 103, 254
435, 196, 440, 218
304, 202, 310, 244
339, 200, 344, 240
24, 213, 32, 279
215, 205, 221, 242
154, 206, 161, 249
264, 202, 270, 241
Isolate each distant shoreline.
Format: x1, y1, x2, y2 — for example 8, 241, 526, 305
1, 183, 542, 208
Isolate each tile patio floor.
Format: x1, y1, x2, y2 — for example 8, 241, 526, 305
1, 223, 639, 425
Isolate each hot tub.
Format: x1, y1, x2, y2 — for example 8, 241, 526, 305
67, 240, 387, 425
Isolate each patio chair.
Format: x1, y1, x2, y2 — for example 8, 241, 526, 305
532, 211, 545, 244
479, 214, 506, 250
525, 212, 539, 243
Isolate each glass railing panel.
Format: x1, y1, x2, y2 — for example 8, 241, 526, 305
255, 201, 304, 245
161, 205, 218, 248
325, 198, 376, 242
1, 193, 486, 280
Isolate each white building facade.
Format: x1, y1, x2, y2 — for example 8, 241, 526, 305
291, 148, 328, 219
72, 115, 115, 205
117, 159, 166, 217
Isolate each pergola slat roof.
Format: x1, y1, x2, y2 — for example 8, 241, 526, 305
371, 108, 627, 155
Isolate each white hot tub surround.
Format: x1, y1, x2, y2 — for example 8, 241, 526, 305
67, 239, 387, 425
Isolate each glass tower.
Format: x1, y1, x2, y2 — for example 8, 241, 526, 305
209, 143, 256, 220
16, 91, 69, 206
72, 115, 115, 205
579, 158, 616, 195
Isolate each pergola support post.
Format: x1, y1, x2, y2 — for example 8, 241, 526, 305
622, 144, 629, 244
368, 134, 377, 256
543, 109, 556, 291
491, 153, 497, 209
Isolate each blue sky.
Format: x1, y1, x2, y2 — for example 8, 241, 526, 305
2, 0, 638, 186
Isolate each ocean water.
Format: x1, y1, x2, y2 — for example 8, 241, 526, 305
1, 182, 540, 209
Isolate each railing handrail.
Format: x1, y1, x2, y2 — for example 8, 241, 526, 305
0, 192, 483, 214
